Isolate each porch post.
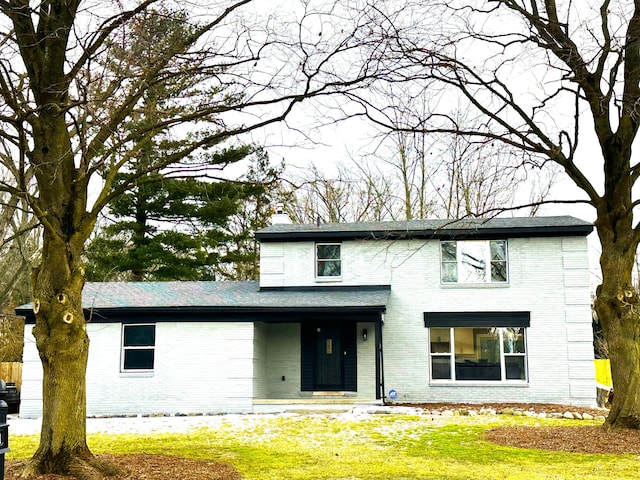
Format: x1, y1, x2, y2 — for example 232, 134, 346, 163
375, 314, 384, 400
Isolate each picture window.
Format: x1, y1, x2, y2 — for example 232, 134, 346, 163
429, 326, 526, 382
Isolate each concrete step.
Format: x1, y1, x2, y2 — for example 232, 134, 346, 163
252, 398, 381, 414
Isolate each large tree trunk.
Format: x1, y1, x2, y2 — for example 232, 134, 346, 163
24, 233, 116, 479
25, 234, 91, 475
20, 109, 113, 479
594, 211, 640, 430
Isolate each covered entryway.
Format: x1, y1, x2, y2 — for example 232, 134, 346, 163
301, 323, 357, 392
249, 284, 390, 411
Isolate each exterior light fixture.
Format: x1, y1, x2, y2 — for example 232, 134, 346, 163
362, 328, 368, 341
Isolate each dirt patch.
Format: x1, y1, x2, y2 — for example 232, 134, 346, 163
484, 425, 640, 454
5, 454, 241, 480
408, 402, 607, 417
412, 403, 640, 455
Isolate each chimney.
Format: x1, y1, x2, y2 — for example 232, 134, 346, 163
271, 202, 292, 225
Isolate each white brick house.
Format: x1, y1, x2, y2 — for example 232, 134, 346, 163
17, 216, 596, 417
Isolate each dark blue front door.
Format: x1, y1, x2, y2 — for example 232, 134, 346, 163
315, 325, 344, 389
302, 322, 357, 392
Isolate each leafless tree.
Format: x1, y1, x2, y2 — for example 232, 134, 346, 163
285, 106, 557, 223
346, 0, 640, 430
282, 160, 397, 223
372, 123, 439, 220
0, 1, 393, 476
366, 104, 557, 219
0, 167, 39, 311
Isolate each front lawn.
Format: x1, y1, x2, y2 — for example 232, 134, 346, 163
7, 414, 638, 479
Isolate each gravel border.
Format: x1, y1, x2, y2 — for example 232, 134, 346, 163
6, 404, 609, 436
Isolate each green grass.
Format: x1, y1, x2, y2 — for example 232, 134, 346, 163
7, 415, 638, 479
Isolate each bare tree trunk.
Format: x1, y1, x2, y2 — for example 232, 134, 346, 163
594, 212, 640, 430
25, 233, 115, 477
21, 102, 108, 478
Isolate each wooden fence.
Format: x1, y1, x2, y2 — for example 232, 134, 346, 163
0, 362, 22, 390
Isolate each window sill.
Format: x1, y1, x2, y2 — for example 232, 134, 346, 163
119, 371, 154, 378
429, 381, 528, 387
440, 282, 509, 289
315, 277, 342, 283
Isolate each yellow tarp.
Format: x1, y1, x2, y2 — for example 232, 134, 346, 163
594, 359, 613, 389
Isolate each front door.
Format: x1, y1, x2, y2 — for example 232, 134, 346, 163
302, 322, 357, 392
315, 325, 343, 389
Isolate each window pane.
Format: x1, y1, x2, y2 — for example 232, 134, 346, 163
459, 242, 486, 282
317, 260, 341, 277
478, 330, 500, 363
505, 356, 525, 380
430, 328, 450, 353
431, 357, 451, 380
317, 244, 340, 260
491, 262, 508, 282
441, 262, 457, 282
456, 361, 501, 380
124, 349, 154, 370
123, 325, 155, 347
502, 328, 525, 353
490, 241, 508, 282
455, 327, 501, 381
441, 242, 457, 261
454, 327, 474, 355
490, 240, 507, 261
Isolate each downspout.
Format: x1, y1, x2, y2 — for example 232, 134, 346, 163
376, 312, 385, 403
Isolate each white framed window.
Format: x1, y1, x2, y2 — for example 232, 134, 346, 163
121, 324, 156, 372
316, 243, 341, 278
441, 240, 508, 283
429, 326, 527, 382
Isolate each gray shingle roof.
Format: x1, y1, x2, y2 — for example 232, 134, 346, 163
78, 281, 389, 310
256, 215, 593, 241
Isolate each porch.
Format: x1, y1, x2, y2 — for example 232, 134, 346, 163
252, 317, 384, 405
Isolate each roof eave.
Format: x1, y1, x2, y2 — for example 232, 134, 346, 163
256, 224, 594, 242
18, 304, 388, 324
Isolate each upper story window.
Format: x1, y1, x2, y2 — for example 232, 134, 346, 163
441, 240, 508, 284
122, 324, 156, 372
316, 243, 341, 278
